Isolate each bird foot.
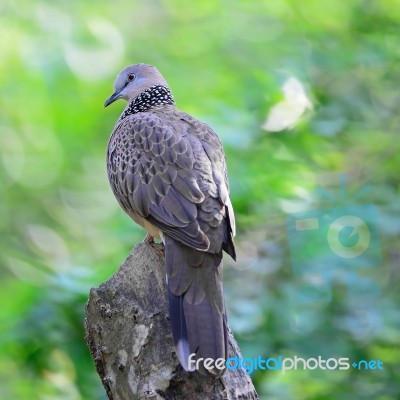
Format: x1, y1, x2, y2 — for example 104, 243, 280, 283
143, 233, 155, 244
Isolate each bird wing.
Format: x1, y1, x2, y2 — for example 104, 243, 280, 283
107, 110, 235, 254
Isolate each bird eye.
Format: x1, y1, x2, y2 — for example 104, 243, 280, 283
127, 73, 135, 82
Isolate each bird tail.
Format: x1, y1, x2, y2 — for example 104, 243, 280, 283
164, 235, 227, 376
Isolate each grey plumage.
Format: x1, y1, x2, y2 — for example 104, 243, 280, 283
105, 64, 236, 375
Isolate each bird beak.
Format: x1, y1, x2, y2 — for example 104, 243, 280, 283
104, 89, 122, 107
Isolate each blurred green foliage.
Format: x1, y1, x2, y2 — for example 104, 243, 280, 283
1, 1, 399, 399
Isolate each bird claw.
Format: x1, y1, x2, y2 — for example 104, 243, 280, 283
143, 233, 155, 244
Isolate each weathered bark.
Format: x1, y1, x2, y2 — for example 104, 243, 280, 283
85, 242, 259, 400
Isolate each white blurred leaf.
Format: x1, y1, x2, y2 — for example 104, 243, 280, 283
263, 76, 312, 132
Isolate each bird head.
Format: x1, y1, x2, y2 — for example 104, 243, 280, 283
104, 64, 168, 107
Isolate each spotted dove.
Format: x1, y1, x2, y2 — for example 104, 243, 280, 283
104, 64, 236, 375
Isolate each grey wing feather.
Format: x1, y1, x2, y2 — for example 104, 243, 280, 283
107, 111, 235, 254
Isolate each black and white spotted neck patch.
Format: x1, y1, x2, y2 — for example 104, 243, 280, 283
120, 85, 175, 119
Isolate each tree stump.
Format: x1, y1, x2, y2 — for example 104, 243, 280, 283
85, 242, 259, 400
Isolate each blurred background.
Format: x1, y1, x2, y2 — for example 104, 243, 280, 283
1, 1, 399, 399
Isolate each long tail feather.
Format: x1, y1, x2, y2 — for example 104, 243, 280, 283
165, 236, 227, 376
